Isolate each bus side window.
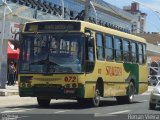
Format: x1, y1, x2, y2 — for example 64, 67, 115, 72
96, 33, 104, 60
114, 37, 123, 61
138, 43, 143, 64
131, 42, 138, 63
105, 35, 114, 61
122, 39, 130, 62
143, 44, 147, 64
86, 37, 94, 61
85, 35, 95, 72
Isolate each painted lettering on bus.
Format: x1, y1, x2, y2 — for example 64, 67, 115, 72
64, 76, 76, 83
106, 66, 122, 76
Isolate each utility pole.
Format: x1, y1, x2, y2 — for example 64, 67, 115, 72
61, 0, 64, 19
0, 0, 12, 89
90, 0, 97, 24
84, 0, 91, 22
0, 0, 6, 89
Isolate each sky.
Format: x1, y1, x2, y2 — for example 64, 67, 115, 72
104, 0, 160, 32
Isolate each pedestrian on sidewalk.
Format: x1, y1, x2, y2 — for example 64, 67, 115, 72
8, 61, 16, 86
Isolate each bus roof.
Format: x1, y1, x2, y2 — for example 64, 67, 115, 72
80, 21, 146, 44
24, 20, 146, 44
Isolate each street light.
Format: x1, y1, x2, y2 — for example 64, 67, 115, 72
84, 0, 97, 24
61, 0, 64, 19
90, 1, 97, 24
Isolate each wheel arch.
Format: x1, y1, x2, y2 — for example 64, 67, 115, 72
96, 77, 104, 97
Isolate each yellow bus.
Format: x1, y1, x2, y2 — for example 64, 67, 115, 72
18, 20, 148, 107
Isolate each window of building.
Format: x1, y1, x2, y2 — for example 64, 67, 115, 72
114, 37, 122, 61
105, 35, 114, 60
123, 39, 130, 62
96, 33, 104, 60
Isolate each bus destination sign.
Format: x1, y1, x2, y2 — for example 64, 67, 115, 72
24, 21, 81, 32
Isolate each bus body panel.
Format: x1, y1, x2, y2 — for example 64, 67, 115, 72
19, 74, 86, 98
19, 20, 148, 101
139, 65, 148, 94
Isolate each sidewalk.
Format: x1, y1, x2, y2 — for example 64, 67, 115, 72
141, 86, 154, 95
0, 83, 18, 96
0, 84, 154, 96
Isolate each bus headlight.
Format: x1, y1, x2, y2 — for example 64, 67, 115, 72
72, 83, 77, 88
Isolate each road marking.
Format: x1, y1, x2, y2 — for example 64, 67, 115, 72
17, 116, 29, 119
1, 108, 35, 113
54, 110, 71, 114
95, 110, 131, 117
108, 110, 131, 115
17, 116, 30, 119
95, 113, 115, 117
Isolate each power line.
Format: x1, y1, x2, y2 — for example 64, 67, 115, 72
132, 0, 160, 32
132, 0, 160, 22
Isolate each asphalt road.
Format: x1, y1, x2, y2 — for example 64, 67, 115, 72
0, 94, 159, 120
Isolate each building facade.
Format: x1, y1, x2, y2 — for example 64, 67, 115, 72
135, 32, 160, 77
123, 2, 147, 33
0, 0, 138, 33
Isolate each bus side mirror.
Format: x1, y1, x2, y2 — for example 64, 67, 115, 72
14, 32, 21, 41
85, 32, 90, 37
85, 29, 93, 38
85, 30, 94, 47
14, 32, 22, 49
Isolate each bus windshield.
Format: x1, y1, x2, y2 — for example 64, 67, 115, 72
19, 33, 84, 73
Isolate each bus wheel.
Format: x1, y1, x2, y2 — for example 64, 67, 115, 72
127, 82, 134, 104
116, 82, 134, 104
149, 103, 156, 110
92, 87, 100, 107
37, 97, 51, 107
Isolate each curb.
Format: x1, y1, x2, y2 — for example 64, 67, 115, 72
0, 86, 154, 96
0, 91, 19, 96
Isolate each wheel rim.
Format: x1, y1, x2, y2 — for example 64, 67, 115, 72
93, 89, 100, 106
129, 84, 134, 102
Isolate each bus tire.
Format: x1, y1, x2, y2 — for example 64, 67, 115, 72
37, 97, 51, 107
126, 82, 134, 104
116, 82, 134, 104
90, 85, 101, 107
149, 103, 156, 110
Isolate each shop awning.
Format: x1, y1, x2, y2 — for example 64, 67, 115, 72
8, 41, 20, 60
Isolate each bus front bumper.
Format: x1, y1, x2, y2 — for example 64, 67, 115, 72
19, 86, 85, 99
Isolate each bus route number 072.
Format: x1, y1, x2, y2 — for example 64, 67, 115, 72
64, 76, 76, 83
